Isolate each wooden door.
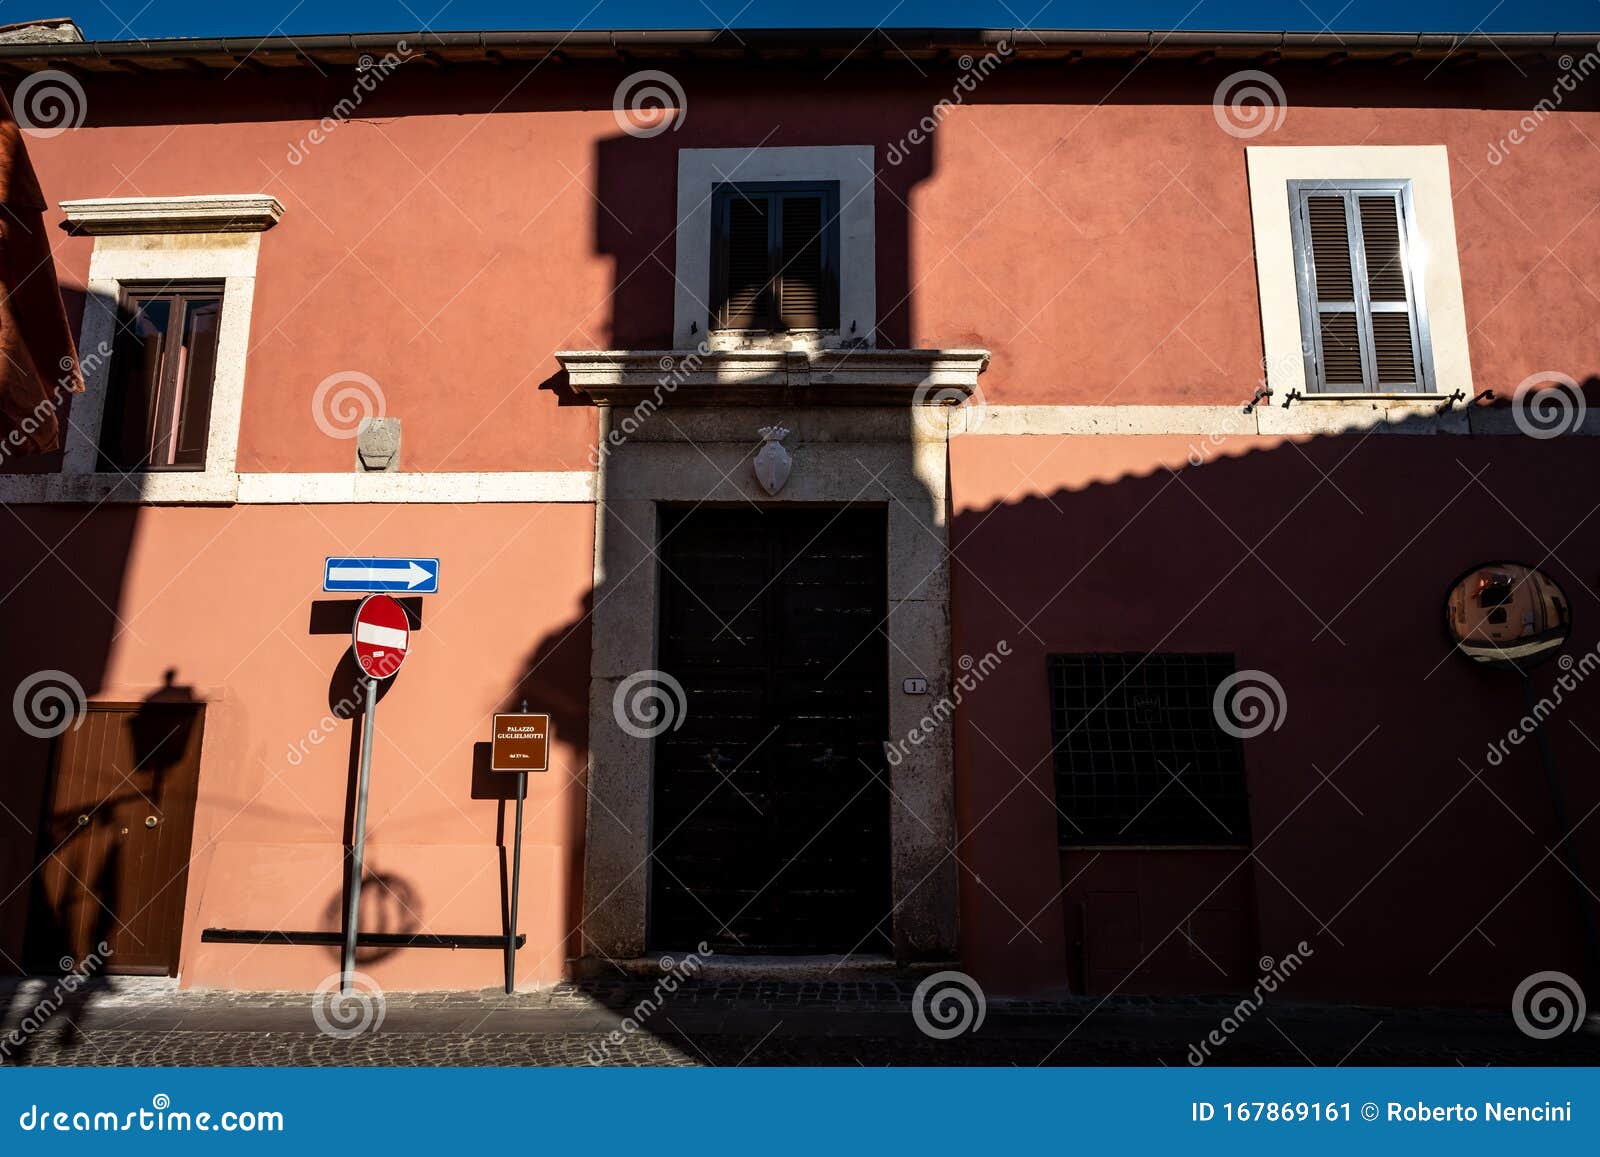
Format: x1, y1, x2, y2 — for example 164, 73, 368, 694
650, 506, 891, 953
28, 703, 204, 974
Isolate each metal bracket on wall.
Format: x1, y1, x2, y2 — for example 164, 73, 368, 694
201, 929, 525, 950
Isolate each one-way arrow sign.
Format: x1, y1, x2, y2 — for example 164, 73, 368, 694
323, 556, 440, 594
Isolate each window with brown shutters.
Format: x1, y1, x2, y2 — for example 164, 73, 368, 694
97, 283, 224, 472
1288, 181, 1434, 393
711, 182, 839, 333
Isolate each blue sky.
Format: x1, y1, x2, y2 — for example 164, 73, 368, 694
7, 1, 1596, 42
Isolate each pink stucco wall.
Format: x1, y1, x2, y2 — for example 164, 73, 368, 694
0, 503, 594, 989
1, 54, 1596, 997
16, 60, 1595, 445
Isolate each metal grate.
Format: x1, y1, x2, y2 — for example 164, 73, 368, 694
1046, 653, 1251, 846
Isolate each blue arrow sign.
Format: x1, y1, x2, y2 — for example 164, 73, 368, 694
323, 556, 440, 594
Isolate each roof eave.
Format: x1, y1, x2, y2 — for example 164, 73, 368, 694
0, 28, 1592, 73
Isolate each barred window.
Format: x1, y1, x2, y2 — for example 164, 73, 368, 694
1047, 653, 1251, 845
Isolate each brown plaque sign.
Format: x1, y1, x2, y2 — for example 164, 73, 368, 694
491, 713, 550, 772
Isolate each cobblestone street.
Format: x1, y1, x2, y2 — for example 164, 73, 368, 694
5, 977, 1599, 1067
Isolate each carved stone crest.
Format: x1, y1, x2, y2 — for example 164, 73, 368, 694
356, 417, 401, 472
753, 425, 792, 496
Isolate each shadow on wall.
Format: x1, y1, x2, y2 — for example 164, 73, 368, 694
209, 589, 591, 977
4, 672, 200, 1061
537, 101, 946, 979
589, 77, 932, 349
0, 273, 140, 976
473, 587, 592, 979
369, 384, 1600, 1068
0, 512, 145, 975
6, 55, 1596, 1034
33, 53, 1574, 133
947, 387, 1600, 1007
3, 52, 949, 997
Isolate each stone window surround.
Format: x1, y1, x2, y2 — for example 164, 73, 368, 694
54, 194, 281, 503
1245, 145, 1473, 403
577, 404, 962, 967
673, 146, 876, 351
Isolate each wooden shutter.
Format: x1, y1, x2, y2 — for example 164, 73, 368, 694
1305, 196, 1364, 388
101, 297, 171, 470
1356, 194, 1420, 387
1295, 185, 1427, 392
716, 195, 774, 330
711, 183, 838, 333
777, 194, 826, 329
170, 298, 221, 468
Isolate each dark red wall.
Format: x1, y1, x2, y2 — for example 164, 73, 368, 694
953, 430, 1600, 1002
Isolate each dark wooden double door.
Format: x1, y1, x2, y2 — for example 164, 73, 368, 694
28, 703, 204, 975
650, 506, 891, 954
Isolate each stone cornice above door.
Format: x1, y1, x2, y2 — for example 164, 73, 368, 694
556, 347, 990, 406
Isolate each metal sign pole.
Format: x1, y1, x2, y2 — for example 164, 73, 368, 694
505, 771, 526, 995
342, 675, 378, 993
505, 699, 529, 995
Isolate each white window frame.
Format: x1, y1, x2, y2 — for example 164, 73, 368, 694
1246, 146, 1472, 402
673, 146, 875, 350
56, 195, 279, 502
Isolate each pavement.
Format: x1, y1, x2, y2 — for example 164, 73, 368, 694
3, 976, 1599, 1067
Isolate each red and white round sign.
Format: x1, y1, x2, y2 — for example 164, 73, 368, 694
352, 594, 409, 679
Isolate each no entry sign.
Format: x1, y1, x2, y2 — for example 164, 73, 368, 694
352, 594, 410, 679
